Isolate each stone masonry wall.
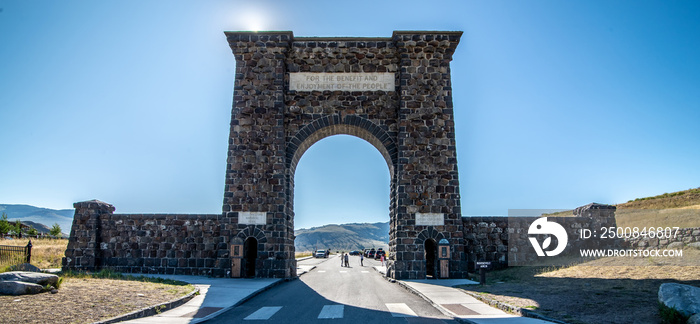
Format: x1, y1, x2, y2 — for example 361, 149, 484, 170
626, 227, 700, 250
223, 32, 295, 278
96, 214, 223, 275
63, 200, 114, 271
462, 203, 618, 269
63, 200, 230, 276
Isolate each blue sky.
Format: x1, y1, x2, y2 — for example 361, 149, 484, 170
1, 1, 698, 229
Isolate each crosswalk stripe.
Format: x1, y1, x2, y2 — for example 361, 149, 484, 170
339, 271, 347, 273
385, 303, 417, 317
244, 306, 282, 320
318, 270, 326, 273
361, 271, 369, 273
318, 305, 344, 319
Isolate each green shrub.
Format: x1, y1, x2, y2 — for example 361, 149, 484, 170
658, 302, 689, 324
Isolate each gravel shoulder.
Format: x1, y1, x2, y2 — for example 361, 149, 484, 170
458, 250, 700, 324
0, 277, 194, 324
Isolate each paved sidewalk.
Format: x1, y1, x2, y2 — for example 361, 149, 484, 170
110, 261, 549, 324
121, 275, 282, 324
374, 266, 553, 324
117, 260, 316, 323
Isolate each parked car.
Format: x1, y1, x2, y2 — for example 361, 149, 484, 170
375, 249, 386, 259
367, 249, 376, 258
315, 249, 328, 258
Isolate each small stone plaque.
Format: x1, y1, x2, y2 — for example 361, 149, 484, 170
238, 212, 267, 225
415, 213, 444, 226
289, 72, 395, 92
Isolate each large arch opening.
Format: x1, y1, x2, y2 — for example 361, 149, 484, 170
292, 132, 392, 256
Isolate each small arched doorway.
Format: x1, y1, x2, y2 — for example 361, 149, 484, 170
425, 238, 437, 279
244, 237, 258, 278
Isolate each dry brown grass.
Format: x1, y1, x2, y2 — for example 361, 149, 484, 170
615, 208, 700, 228
460, 249, 700, 324
542, 187, 700, 228
0, 238, 68, 270
619, 188, 700, 209
295, 251, 313, 258
0, 277, 194, 324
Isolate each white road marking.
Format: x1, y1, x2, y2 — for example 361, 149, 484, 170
318, 271, 326, 273
385, 303, 417, 317
339, 271, 347, 273
244, 306, 282, 320
318, 305, 344, 319
361, 271, 369, 273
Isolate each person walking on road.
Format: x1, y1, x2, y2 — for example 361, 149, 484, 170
344, 253, 349, 267
340, 253, 344, 267
360, 252, 364, 266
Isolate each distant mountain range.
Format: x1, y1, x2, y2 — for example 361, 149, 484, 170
294, 222, 389, 252
0, 204, 74, 235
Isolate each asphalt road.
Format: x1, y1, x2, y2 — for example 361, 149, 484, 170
206, 254, 457, 324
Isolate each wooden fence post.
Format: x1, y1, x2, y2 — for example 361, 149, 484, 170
25, 240, 32, 264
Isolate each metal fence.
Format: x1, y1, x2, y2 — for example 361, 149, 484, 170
0, 240, 32, 267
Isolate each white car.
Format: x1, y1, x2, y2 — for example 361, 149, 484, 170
314, 250, 327, 258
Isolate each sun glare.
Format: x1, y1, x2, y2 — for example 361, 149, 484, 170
240, 11, 267, 32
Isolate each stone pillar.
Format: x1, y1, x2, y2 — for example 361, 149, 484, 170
392, 31, 467, 279
574, 202, 617, 229
223, 31, 294, 278
62, 200, 115, 271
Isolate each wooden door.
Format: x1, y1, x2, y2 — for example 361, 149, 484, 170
230, 244, 243, 278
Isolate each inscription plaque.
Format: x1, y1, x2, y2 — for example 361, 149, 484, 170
415, 213, 445, 226
238, 212, 267, 225
290, 72, 395, 92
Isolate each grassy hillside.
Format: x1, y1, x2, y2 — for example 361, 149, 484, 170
295, 222, 389, 252
615, 187, 700, 228
544, 188, 700, 228
618, 187, 700, 209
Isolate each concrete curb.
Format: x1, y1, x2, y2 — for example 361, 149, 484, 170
371, 266, 460, 321
372, 266, 561, 324
193, 278, 285, 323
107, 258, 312, 323
397, 279, 462, 320
296, 265, 316, 276
295, 256, 316, 262
459, 290, 568, 324
95, 284, 200, 324
196, 259, 315, 323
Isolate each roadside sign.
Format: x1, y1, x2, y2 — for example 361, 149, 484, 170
476, 261, 491, 269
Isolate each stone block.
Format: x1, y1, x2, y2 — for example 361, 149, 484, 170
0, 281, 43, 296
0, 272, 59, 287
659, 283, 700, 317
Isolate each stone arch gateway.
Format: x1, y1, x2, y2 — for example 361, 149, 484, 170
63, 31, 620, 280
223, 31, 467, 279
